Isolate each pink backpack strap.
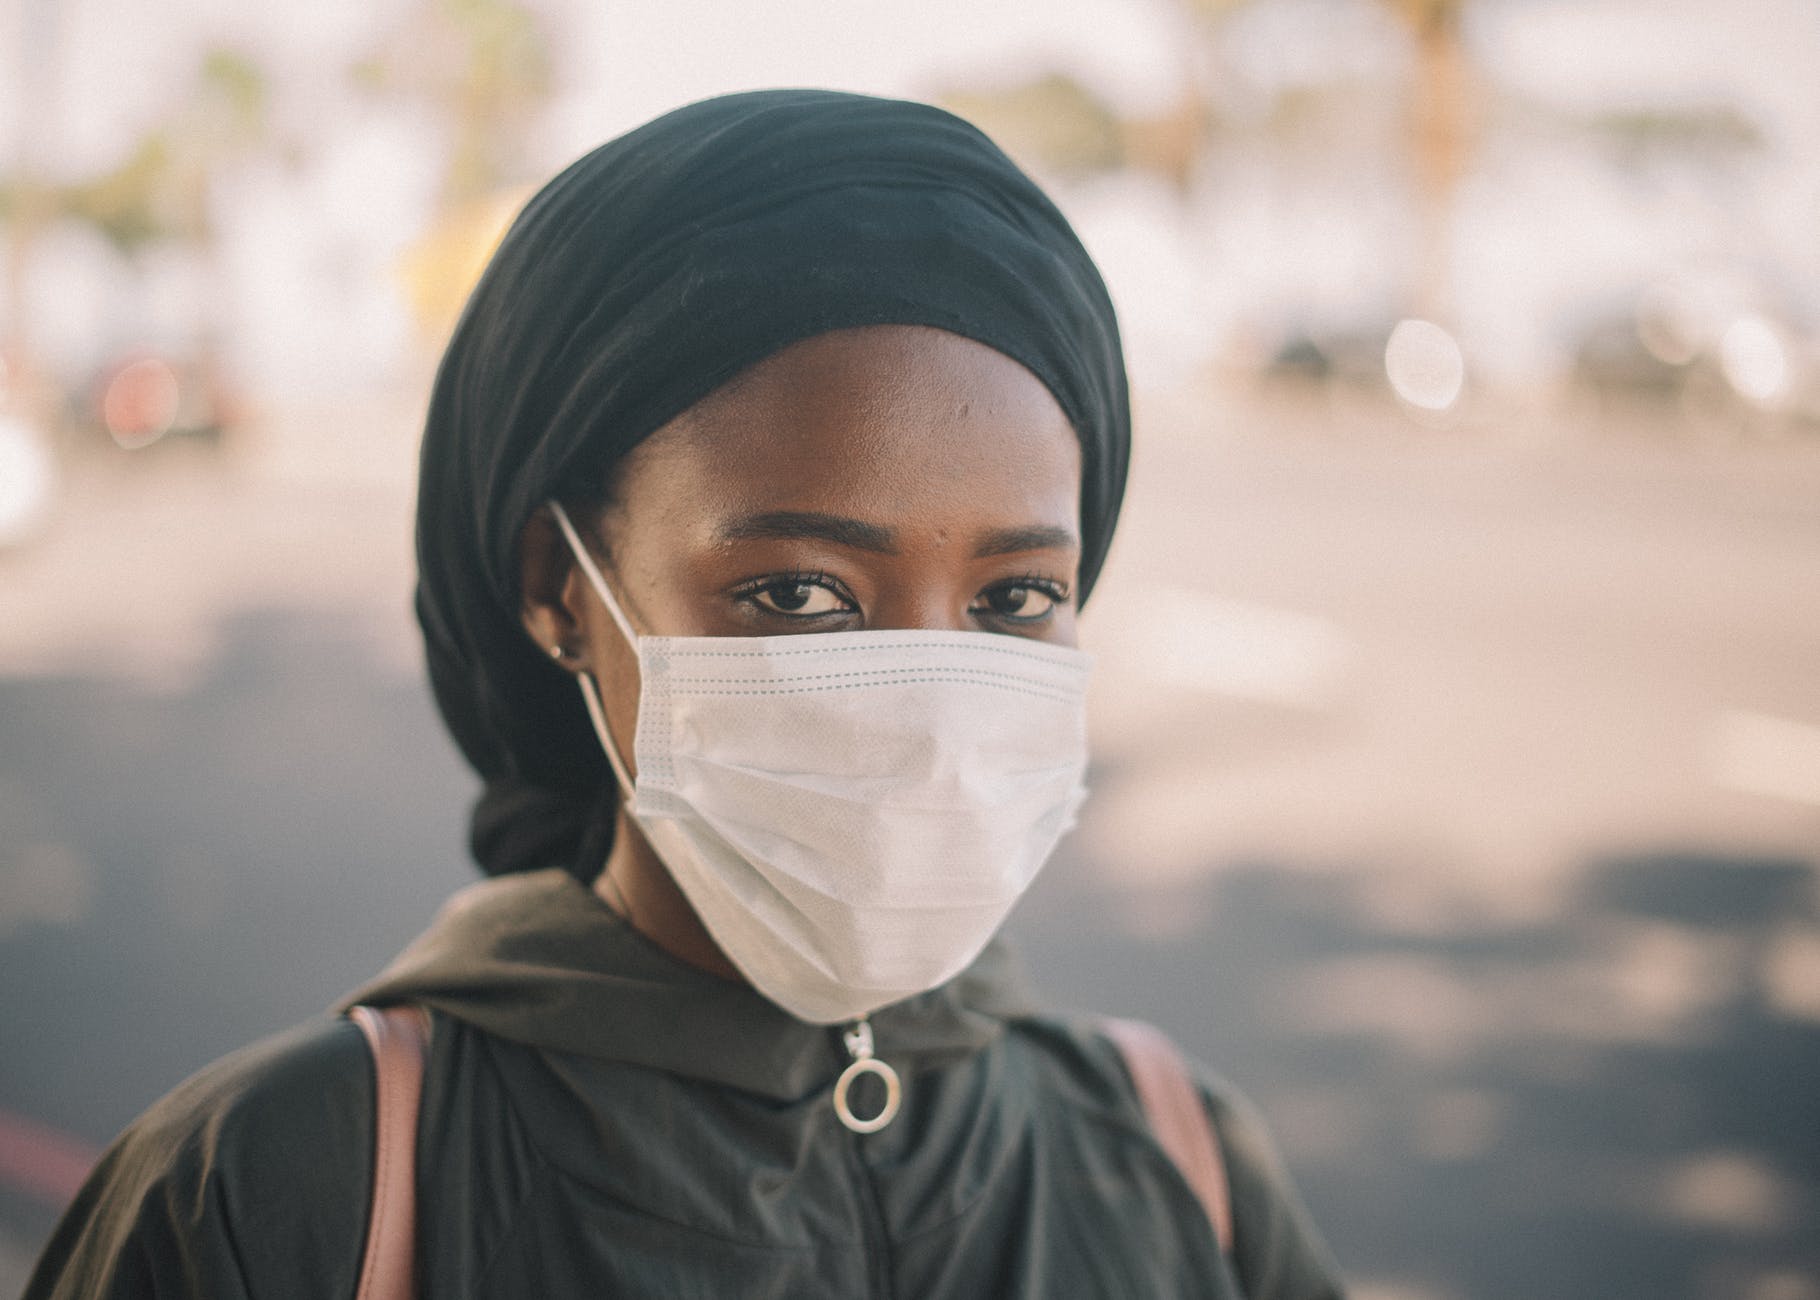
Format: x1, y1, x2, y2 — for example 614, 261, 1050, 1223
1102, 1017, 1235, 1255
348, 1004, 431, 1300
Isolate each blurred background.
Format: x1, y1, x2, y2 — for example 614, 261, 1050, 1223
1, 1, 1817, 1296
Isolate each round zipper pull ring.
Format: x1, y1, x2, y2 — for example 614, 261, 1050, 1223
834, 1018, 902, 1133
834, 1058, 901, 1133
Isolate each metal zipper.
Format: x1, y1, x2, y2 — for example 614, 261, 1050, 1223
833, 1016, 902, 1133
835, 1016, 901, 1299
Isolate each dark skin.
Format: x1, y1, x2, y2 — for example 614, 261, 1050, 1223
519, 324, 1083, 983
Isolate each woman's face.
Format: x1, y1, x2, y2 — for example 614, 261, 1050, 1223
524, 324, 1083, 760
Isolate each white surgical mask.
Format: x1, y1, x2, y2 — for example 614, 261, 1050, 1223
549, 501, 1091, 1026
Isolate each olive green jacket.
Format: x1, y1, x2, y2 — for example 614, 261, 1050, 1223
27, 870, 1345, 1298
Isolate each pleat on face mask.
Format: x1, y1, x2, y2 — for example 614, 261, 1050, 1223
549, 500, 1091, 1025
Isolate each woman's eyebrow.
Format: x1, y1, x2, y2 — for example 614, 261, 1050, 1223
712, 513, 1077, 558
972, 525, 1078, 557
715, 511, 898, 553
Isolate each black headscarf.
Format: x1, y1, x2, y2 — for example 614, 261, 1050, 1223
416, 89, 1130, 878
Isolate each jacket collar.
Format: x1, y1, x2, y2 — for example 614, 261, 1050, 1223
336, 869, 1038, 1100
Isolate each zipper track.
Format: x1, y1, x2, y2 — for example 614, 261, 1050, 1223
835, 1021, 897, 1299
844, 1126, 897, 1300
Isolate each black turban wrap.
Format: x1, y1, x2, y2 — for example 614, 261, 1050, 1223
416, 89, 1130, 879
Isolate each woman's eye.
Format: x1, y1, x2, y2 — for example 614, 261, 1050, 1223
975, 583, 1061, 622
751, 580, 849, 617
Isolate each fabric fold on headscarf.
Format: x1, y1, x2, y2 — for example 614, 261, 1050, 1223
415, 88, 1130, 876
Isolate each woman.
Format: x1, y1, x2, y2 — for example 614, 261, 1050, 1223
28, 90, 1344, 1298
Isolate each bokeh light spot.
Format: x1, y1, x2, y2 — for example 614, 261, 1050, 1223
1384, 319, 1465, 412
103, 358, 182, 450
0, 415, 58, 547
1719, 315, 1791, 407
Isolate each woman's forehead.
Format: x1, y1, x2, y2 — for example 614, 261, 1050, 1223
607, 326, 1082, 540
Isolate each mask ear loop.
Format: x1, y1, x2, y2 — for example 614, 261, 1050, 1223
548, 500, 639, 647
547, 500, 640, 803
574, 671, 636, 803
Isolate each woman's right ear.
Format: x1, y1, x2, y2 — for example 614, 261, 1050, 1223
519, 505, 584, 668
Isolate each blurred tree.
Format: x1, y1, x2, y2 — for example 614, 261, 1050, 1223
938, 73, 1207, 194
942, 0, 1477, 319
352, 0, 555, 211
2, 0, 63, 421
2, 47, 268, 256
354, 0, 556, 339
942, 75, 1125, 180
1579, 103, 1763, 177
2, 40, 269, 434
1383, 0, 1471, 320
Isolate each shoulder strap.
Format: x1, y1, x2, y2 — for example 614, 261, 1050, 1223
348, 1004, 431, 1300
1102, 1017, 1234, 1255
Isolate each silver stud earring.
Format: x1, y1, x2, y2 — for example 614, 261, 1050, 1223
550, 643, 570, 662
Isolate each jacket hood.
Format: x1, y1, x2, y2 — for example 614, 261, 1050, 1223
335, 869, 1039, 1100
